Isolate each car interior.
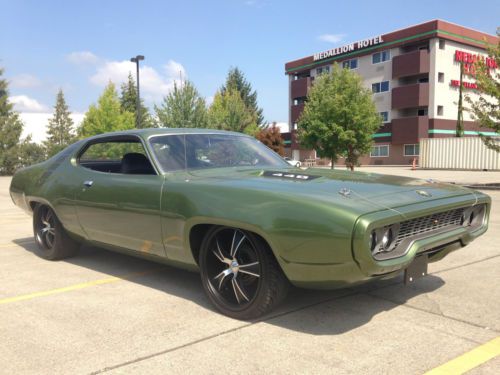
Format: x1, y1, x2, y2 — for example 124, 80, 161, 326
78, 138, 157, 175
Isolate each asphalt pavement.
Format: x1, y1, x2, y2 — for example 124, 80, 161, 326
0, 169, 499, 374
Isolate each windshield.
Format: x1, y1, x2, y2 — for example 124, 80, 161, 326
149, 133, 289, 172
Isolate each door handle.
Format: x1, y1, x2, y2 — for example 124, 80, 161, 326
83, 180, 94, 188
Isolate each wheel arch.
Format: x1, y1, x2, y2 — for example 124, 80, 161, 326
186, 220, 286, 276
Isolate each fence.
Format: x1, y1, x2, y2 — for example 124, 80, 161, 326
420, 137, 500, 170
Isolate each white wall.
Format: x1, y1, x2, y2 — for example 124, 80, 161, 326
431, 38, 492, 121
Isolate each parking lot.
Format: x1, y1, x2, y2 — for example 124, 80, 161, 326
1, 170, 499, 374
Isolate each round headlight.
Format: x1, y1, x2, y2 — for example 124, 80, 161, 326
381, 228, 393, 249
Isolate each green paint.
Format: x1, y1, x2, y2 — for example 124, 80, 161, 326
9, 128, 490, 295
286, 28, 491, 73
429, 129, 500, 136
372, 132, 391, 138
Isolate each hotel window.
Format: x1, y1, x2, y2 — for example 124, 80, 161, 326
418, 77, 429, 83
404, 144, 420, 156
372, 50, 391, 64
418, 108, 428, 116
316, 66, 330, 75
439, 39, 445, 50
437, 105, 444, 116
342, 58, 358, 70
370, 145, 389, 157
379, 111, 389, 123
438, 72, 444, 83
372, 81, 390, 93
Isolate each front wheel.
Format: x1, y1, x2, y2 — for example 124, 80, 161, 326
33, 205, 80, 260
199, 227, 289, 320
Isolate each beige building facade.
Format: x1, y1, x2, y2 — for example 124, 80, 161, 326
284, 20, 498, 166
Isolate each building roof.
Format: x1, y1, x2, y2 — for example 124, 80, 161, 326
285, 19, 498, 74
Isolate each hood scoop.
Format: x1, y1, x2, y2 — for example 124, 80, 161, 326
261, 170, 321, 181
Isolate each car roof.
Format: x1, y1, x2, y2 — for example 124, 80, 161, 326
86, 128, 250, 141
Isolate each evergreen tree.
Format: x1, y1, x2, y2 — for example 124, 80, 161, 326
298, 64, 381, 170
208, 89, 258, 135
155, 80, 208, 128
44, 89, 75, 157
0, 67, 24, 175
120, 72, 154, 128
220, 67, 264, 125
78, 82, 135, 138
0, 68, 44, 174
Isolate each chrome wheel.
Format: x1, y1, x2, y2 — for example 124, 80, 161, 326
205, 228, 262, 308
35, 206, 56, 249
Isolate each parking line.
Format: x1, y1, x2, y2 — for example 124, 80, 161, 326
424, 336, 500, 375
0, 269, 162, 305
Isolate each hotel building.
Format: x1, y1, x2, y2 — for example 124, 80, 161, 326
284, 20, 498, 165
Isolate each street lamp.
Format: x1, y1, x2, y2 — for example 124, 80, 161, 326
130, 55, 145, 128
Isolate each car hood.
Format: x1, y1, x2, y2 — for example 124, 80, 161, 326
186, 167, 475, 215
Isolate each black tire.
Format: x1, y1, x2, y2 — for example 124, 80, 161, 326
33, 204, 80, 260
199, 226, 289, 320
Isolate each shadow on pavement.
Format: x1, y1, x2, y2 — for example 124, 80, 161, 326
13, 237, 445, 335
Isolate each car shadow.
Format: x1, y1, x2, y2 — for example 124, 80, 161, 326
13, 237, 445, 335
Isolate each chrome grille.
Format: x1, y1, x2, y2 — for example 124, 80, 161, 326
392, 207, 465, 248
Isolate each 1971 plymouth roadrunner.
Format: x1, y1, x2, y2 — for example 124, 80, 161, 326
10, 128, 490, 319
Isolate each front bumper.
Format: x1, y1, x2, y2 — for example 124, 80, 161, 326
284, 193, 490, 290
352, 193, 490, 278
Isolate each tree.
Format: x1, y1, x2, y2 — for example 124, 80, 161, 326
465, 28, 500, 151
456, 61, 464, 137
221, 67, 264, 125
18, 135, 46, 167
256, 122, 284, 155
155, 80, 208, 128
298, 64, 381, 170
0, 67, 24, 175
208, 89, 258, 135
78, 82, 135, 138
120, 73, 155, 128
44, 89, 75, 157
0, 68, 44, 174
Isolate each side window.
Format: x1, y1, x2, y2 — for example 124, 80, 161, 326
79, 140, 155, 174
149, 135, 186, 171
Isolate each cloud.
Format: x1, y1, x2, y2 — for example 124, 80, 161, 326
317, 33, 346, 44
10, 74, 41, 88
90, 59, 187, 101
10, 95, 48, 113
20, 112, 84, 143
274, 122, 289, 133
67, 51, 99, 65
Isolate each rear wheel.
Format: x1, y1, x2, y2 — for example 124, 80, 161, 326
199, 226, 288, 320
33, 205, 79, 260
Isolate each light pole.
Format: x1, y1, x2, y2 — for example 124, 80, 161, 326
130, 55, 144, 128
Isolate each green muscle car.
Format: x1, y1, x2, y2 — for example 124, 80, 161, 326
9, 128, 490, 319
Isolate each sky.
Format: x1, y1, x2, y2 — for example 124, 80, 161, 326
1, 0, 499, 141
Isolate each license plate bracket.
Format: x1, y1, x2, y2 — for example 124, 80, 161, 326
404, 254, 428, 284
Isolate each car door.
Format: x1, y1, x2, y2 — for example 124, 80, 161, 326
74, 135, 166, 257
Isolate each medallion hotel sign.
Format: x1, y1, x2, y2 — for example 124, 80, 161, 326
313, 36, 384, 61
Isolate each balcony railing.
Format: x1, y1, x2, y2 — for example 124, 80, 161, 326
291, 77, 311, 99
291, 103, 305, 123
392, 83, 429, 109
392, 116, 429, 144
392, 49, 430, 79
